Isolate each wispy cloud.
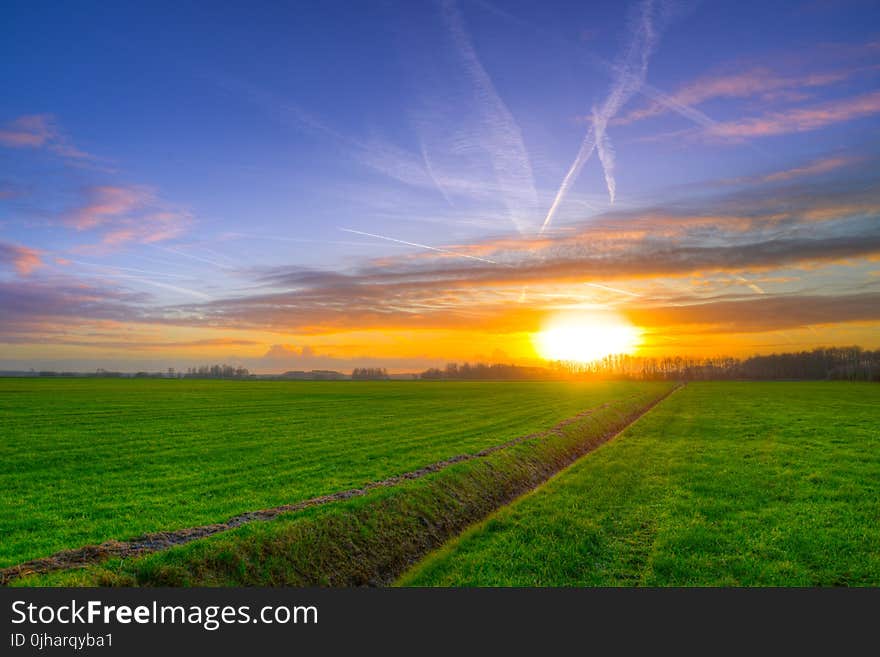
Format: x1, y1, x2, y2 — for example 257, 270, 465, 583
617, 66, 862, 125
626, 291, 880, 333
714, 155, 860, 186
2, 170, 878, 347
64, 186, 192, 250
65, 186, 149, 230
0, 242, 43, 276
0, 115, 53, 148
0, 114, 93, 162
703, 90, 880, 140
168, 205, 880, 334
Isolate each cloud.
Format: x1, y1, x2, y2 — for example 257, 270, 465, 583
162, 229, 880, 334
0, 242, 43, 276
758, 156, 857, 183
0, 114, 55, 148
2, 163, 878, 345
63, 185, 192, 250
65, 186, 150, 230
626, 292, 880, 333
702, 90, 880, 140
618, 66, 859, 124
136, 167, 879, 335
715, 155, 860, 186
0, 114, 92, 160
0, 280, 146, 331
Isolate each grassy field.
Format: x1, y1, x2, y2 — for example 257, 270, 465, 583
400, 382, 880, 586
0, 378, 665, 569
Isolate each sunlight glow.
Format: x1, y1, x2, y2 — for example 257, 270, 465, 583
533, 312, 642, 363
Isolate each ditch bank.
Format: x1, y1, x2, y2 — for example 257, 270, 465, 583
6, 383, 680, 586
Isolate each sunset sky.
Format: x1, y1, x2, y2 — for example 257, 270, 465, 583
1, 0, 879, 373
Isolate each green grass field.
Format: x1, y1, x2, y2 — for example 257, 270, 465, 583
399, 382, 880, 586
0, 378, 663, 569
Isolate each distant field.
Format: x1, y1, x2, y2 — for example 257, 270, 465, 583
400, 382, 880, 586
0, 378, 664, 569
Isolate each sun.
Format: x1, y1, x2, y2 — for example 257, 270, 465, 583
533, 312, 642, 363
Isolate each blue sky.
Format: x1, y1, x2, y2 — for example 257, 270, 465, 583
1, 0, 879, 371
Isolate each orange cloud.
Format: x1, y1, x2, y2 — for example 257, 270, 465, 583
625, 292, 880, 334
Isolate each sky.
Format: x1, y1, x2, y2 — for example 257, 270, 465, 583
1, 0, 879, 373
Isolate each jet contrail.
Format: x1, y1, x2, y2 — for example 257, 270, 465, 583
476, 0, 717, 133
99, 273, 212, 300
585, 282, 642, 297
736, 275, 766, 295
419, 136, 456, 209
339, 228, 498, 264
154, 245, 230, 269
442, 0, 538, 234
64, 259, 192, 279
542, 0, 665, 232
540, 128, 598, 233
593, 108, 616, 204
225, 232, 412, 249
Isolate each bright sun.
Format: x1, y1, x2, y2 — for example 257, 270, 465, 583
534, 312, 642, 363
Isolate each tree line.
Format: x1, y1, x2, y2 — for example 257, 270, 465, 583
351, 367, 390, 380
420, 362, 559, 380
419, 347, 880, 382
183, 364, 251, 379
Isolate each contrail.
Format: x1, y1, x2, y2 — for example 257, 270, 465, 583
735, 275, 766, 295
339, 228, 498, 264
419, 136, 456, 208
64, 259, 192, 279
542, 0, 665, 232
593, 108, 616, 204
209, 73, 467, 214
635, 80, 717, 129
99, 273, 212, 300
585, 282, 642, 297
198, 246, 240, 267
476, 0, 716, 132
442, 0, 538, 234
154, 245, 230, 269
540, 128, 598, 233
224, 232, 412, 249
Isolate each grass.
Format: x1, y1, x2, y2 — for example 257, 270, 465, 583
0, 377, 666, 568
12, 383, 673, 586
399, 382, 880, 586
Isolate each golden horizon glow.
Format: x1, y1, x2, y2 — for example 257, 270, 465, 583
533, 312, 642, 364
